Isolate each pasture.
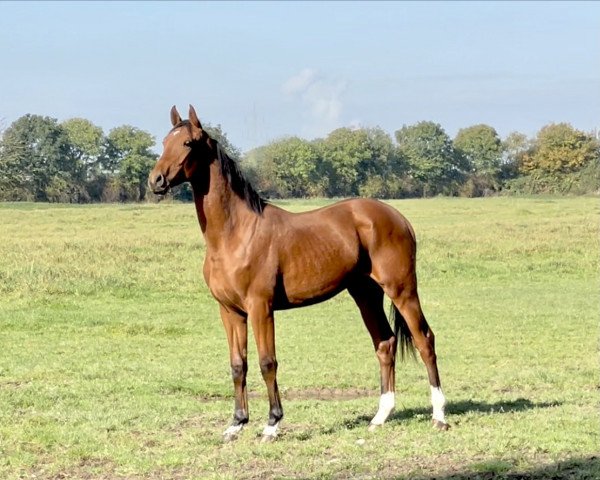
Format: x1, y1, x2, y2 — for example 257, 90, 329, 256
0, 197, 598, 479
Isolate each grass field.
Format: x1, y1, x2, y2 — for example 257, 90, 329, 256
0, 196, 598, 479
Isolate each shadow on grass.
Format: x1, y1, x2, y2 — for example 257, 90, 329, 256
337, 397, 561, 432
412, 455, 599, 480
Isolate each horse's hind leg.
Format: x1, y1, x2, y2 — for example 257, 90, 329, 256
389, 285, 449, 430
348, 279, 397, 431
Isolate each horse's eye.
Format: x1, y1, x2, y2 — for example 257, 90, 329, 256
184, 140, 192, 147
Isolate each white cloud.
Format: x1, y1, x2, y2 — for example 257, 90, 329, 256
281, 68, 347, 137
281, 68, 318, 96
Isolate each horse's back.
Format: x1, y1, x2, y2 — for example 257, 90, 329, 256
271, 197, 416, 259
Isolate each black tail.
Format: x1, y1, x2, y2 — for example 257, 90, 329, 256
390, 303, 416, 361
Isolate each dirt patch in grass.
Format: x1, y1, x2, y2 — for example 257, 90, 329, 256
43, 457, 121, 480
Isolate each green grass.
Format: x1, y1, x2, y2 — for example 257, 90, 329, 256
0, 197, 598, 479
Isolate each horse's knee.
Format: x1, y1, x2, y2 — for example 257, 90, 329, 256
231, 359, 247, 382
259, 356, 278, 377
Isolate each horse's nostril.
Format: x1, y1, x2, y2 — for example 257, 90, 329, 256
155, 173, 165, 188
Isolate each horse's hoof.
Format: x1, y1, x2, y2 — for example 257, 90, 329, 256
223, 432, 239, 443
432, 419, 450, 430
223, 424, 244, 442
260, 422, 279, 442
368, 423, 382, 432
260, 434, 276, 443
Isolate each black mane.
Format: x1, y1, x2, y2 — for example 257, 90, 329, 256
215, 142, 267, 215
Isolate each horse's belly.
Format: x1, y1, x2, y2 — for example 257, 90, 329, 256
274, 285, 346, 310
276, 251, 357, 309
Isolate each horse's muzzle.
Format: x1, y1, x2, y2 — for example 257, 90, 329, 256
149, 172, 170, 195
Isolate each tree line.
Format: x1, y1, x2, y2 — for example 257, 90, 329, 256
244, 122, 599, 198
0, 113, 598, 203
0, 115, 156, 202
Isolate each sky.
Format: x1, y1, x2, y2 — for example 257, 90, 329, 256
0, 1, 598, 154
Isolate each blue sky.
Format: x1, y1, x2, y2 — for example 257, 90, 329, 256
1, 1, 598, 153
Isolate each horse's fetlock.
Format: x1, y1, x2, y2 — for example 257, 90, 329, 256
233, 409, 249, 425
269, 407, 283, 424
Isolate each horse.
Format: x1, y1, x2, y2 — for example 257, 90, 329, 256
148, 105, 449, 442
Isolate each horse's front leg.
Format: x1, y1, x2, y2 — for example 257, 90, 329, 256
249, 300, 283, 442
219, 305, 249, 442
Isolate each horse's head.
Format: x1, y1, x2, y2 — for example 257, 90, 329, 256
148, 105, 210, 195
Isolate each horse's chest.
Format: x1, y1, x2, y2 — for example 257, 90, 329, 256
203, 253, 251, 307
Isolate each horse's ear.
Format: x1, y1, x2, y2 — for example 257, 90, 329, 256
189, 105, 203, 130
170, 105, 182, 126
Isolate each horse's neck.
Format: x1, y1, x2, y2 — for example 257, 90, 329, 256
191, 161, 251, 251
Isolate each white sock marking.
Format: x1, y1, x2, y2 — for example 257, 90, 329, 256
262, 422, 279, 438
223, 424, 244, 437
430, 386, 447, 423
370, 391, 395, 426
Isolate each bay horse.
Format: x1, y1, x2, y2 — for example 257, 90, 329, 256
148, 105, 448, 442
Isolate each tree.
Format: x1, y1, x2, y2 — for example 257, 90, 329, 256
0, 123, 30, 200
316, 128, 362, 196
504, 124, 600, 194
318, 128, 368, 196
316, 127, 398, 197
62, 118, 104, 180
454, 124, 504, 195
242, 144, 281, 198
501, 131, 531, 182
0, 114, 72, 201
356, 128, 410, 198
245, 137, 321, 198
395, 121, 464, 197
104, 126, 157, 201
522, 123, 598, 174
